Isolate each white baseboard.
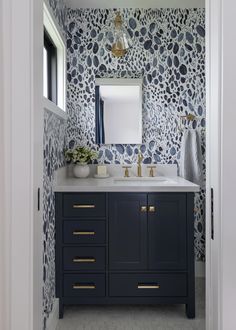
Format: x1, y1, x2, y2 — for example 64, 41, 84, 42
46, 298, 59, 330
195, 260, 205, 278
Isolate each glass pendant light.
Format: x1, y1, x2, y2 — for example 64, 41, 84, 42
105, 12, 133, 58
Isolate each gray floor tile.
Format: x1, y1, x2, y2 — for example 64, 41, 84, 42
56, 278, 205, 330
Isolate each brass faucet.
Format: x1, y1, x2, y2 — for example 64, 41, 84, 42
137, 152, 143, 177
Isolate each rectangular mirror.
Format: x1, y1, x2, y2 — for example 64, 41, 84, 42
95, 78, 142, 145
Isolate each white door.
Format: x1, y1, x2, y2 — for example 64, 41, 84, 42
220, 0, 236, 329
1, 0, 44, 329
32, 0, 44, 328
206, 1, 221, 328
206, 1, 236, 329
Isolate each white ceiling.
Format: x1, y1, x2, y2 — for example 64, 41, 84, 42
65, 0, 205, 9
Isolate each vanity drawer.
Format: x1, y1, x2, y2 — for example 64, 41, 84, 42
63, 247, 105, 271
109, 273, 187, 297
63, 220, 106, 244
63, 193, 106, 218
64, 274, 105, 297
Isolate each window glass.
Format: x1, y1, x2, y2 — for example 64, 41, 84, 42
44, 30, 57, 104
43, 3, 66, 111
43, 47, 48, 98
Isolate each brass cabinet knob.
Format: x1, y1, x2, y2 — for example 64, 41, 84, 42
148, 206, 156, 213
140, 206, 147, 213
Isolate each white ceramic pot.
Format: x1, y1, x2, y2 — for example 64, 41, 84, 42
73, 164, 90, 178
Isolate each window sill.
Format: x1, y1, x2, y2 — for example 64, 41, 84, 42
43, 97, 67, 121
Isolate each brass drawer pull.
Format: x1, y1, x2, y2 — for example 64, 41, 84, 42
138, 284, 160, 289
140, 206, 147, 213
73, 284, 96, 290
73, 204, 95, 209
73, 257, 96, 263
73, 231, 95, 236
148, 206, 156, 213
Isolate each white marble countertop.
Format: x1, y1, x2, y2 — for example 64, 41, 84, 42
53, 165, 199, 193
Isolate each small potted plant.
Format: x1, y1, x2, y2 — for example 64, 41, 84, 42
65, 146, 98, 178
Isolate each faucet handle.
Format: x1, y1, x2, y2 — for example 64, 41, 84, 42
122, 166, 131, 178
147, 166, 156, 177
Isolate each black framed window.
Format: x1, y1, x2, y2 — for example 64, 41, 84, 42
43, 29, 57, 104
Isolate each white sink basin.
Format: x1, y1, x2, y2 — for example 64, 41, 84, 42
113, 177, 176, 185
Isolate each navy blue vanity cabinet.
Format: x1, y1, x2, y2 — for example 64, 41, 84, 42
109, 193, 147, 270
147, 193, 187, 270
55, 192, 107, 319
56, 192, 195, 319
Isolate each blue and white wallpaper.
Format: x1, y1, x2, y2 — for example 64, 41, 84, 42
66, 7, 206, 260
43, 1, 67, 329
43, 3, 205, 328
43, 111, 66, 329
47, 0, 67, 37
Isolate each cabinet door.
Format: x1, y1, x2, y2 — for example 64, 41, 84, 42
148, 193, 187, 270
109, 193, 147, 270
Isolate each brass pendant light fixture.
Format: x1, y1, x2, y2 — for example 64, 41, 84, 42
105, 12, 133, 58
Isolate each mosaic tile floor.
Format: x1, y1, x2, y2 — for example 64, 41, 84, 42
56, 278, 205, 330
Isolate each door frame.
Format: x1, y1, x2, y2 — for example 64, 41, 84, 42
1, 0, 44, 329
206, 0, 236, 329
206, 0, 223, 329
0, 0, 7, 328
